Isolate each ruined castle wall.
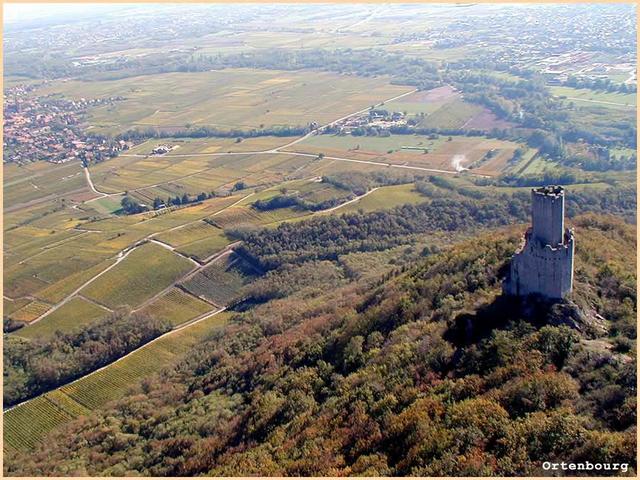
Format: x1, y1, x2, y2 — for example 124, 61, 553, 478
505, 231, 574, 299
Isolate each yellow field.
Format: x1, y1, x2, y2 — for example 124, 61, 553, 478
38, 69, 412, 135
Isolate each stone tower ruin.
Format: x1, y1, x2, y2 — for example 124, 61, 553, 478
504, 186, 574, 300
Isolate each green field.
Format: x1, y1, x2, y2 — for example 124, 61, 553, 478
17, 297, 110, 340
80, 242, 195, 309
89, 195, 126, 215
4, 311, 231, 451
139, 287, 214, 327
551, 86, 637, 109
331, 183, 428, 214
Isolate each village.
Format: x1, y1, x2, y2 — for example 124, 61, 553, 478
3, 84, 132, 165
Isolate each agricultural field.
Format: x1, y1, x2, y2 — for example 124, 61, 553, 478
4, 311, 231, 451
124, 136, 293, 156
4, 160, 91, 209
6, 300, 52, 324
89, 194, 126, 215
80, 242, 195, 309
551, 86, 637, 109
330, 183, 428, 214
138, 287, 215, 327
181, 252, 258, 306
383, 85, 513, 130
176, 230, 234, 261
87, 150, 320, 198
290, 133, 523, 176
155, 220, 224, 248
37, 69, 413, 135
17, 297, 110, 340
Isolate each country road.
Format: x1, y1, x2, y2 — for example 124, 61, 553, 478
85, 88, 424, 197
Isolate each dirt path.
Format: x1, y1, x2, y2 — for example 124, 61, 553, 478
28, 244, 137, 324
28, 192, 253, 325
315, 187, 380, 214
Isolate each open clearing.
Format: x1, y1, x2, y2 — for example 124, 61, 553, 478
37, 69, 413, 135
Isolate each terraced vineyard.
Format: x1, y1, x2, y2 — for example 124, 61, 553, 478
4, 311, 231, 451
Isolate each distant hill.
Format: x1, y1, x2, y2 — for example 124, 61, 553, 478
5, 213, 636, 476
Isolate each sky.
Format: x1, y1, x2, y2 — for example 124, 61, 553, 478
3, 3, 131, 24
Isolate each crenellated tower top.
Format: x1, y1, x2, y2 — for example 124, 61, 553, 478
531, 185, 565, 247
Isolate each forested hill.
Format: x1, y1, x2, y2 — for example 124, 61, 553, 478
5, 213, 635, 476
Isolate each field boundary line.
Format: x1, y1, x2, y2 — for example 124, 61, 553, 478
315, 187, 380, 214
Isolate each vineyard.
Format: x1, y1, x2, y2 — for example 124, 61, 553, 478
181, 253, 258, 306
155, 220, 222, 247
206, 206, 264, 228
80, 242, 195, 309
8, 300, 52, 324
139, 287, 214, 327
35, 258, 117, 304
176, 232, 233, 262
3, 311, 232, 451
3, 396, 80, 451
18, 297, 110, 340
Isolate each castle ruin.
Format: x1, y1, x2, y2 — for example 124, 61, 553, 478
504, 186, 574, 300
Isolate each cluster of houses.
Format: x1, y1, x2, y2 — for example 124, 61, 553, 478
328, 109, 407, 135
3, 85, 132, 165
